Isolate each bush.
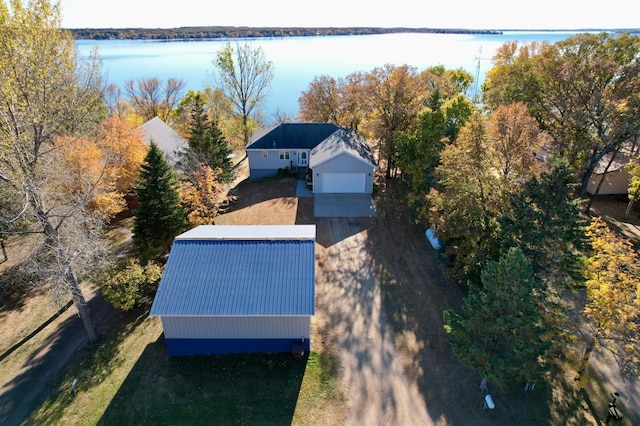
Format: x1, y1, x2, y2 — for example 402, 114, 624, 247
101, 259, 163, 310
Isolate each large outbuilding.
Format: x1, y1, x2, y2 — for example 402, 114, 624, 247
150, 225, 316, 356
245, 123, 376, 194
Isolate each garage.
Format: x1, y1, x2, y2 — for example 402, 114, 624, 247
309, 128, 376, 194
322, 173, 366, 193
150, 225, 316, 356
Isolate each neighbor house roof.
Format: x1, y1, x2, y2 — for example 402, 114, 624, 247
309, 127, 376, 168
246, 123, 339, 150
150, 225, 316, 317
138, 116, 187, 166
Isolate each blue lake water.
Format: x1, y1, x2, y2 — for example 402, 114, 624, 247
78, 31, 582, 121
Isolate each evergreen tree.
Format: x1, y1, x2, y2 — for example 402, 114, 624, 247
443, 247, 550, 389
133, 143, 187, 258
186, 94, 234, 183
500, 157, 586, 283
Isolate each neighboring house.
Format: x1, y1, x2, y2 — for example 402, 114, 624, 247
138, 116, 187, 166
586, 152, 632, 196
150, 224, 316, 356
246, 123, 376, 194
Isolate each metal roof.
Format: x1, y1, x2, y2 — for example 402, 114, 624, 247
177, 225, 316, 241
150, 229, 315, 317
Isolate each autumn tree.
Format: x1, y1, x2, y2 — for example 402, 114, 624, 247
363, 64, 426, 178
180, 164, 230, 226
484, 33, 640, 204
124, 77, 186, 122
0, 0, 106, 342
427, 112, 504, 281
443, 247, 549, 389
582, 217, 640, 378
486, 102, 546, 192
624, 159, 640, 219
298, 75, 342, 124
132, 143, 187, 259
213, 42, 274, 146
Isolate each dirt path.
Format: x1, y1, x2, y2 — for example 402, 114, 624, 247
314, 217, 431, 425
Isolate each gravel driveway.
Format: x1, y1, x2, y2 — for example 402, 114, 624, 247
314, 217, 431, 425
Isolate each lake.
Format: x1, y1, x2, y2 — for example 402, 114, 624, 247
77, 31, 583, 121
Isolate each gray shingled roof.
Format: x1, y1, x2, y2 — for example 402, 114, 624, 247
138, 117, 187, 166
246, 123, 339, 150
309, 127, 376, 168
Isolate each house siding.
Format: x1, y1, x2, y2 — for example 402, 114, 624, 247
312, 152, 374, 194
247, 149, 308, 180
587, 169, 632, 195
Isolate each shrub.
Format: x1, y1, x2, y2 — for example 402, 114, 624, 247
101, 259, 163, 310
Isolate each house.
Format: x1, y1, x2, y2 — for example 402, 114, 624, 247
586, 152, 632, 196
245, 123, 376, 194
138, 116, 187, 166
149, 225, 316, 356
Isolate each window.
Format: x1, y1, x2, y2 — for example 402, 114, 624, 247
262, 151, 268, 158
279, 151, 290, 160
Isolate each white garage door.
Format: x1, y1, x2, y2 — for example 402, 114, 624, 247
322, 173, 366, 193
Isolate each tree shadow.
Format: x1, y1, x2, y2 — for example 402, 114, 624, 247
361, 180, 592, 425
226, 174, 298, 212
99, 335, 307, 425
0, 291, 128, 426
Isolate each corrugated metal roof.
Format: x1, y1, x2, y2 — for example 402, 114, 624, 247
177, 225, 316, 241
150, 239, 315, 317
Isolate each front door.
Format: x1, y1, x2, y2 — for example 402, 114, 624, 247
299, 151, 308, 166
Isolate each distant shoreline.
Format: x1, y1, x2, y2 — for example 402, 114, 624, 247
68, 26, 505, 40
67, 26, 638, 41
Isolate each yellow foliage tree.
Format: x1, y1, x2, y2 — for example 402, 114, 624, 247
180, 164, 230, 226
584, 217, 640, 377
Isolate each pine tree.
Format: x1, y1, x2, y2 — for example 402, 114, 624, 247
443, 247, 550, 389
186, 94, 234, 183
133, 143, 187, 258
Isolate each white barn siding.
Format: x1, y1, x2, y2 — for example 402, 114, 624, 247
161, 316, 311, 340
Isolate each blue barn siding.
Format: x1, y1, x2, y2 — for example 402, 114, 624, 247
165, 338, 311, 356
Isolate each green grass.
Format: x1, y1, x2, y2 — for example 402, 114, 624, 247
25, 305, 343, 426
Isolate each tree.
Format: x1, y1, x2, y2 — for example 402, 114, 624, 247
427, 112, 504, 281
184, 94, 234, 183
363, 64, 426, 178
132, 143, 187, 259
486, 102, 547, 192
213, 42, 274, 146
124, 77, 186, 122
180, 164, 230, 226
298, 75, 342, 124
443, 247, 549, 389
484, 33, 640, 204
583, 217, 640, 378
501, 158, 585, 283
101, 258, 162, 311
624, 158, 640, 219
0, 0, 105, 343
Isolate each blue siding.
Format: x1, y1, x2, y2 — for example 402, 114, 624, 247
165, 338, 310, 356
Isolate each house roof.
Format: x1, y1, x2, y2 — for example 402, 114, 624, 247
246, 123, 339, 150
592, 152, 631, 174
309, 127, 376, 168
138, 117, 187, 166
150, 225, 316, 317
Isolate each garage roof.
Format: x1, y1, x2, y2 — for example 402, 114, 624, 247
150, 225, 316, 317
309, 127, 376, 168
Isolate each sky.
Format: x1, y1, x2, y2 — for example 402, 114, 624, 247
59, 0, 638, 30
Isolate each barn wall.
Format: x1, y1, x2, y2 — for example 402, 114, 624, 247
161, 316, 311, 356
